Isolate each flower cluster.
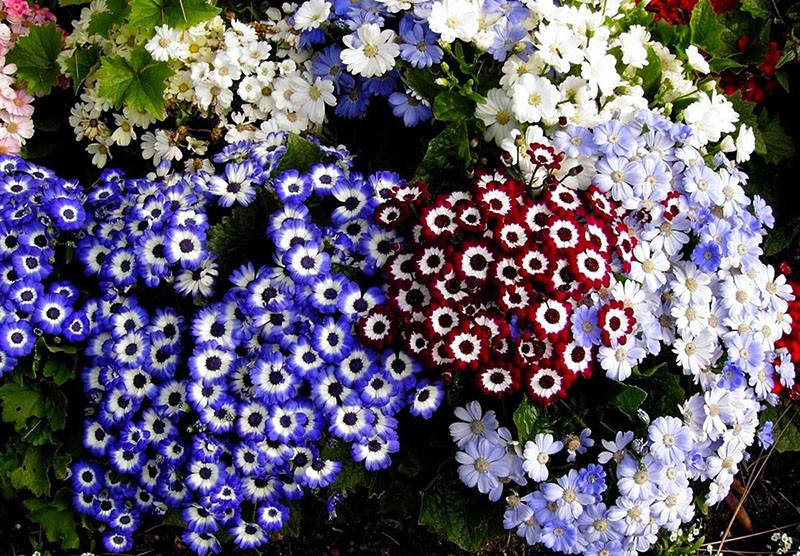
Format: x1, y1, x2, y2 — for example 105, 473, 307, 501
719, 37, 782, 104
0, 155, 90, 375
360, 153, 634, 404
448, 108, 794, 553
644, 0, 738, 25
0, 0, 59, 155
775, 280, 800, 400
56, 135, 443, 554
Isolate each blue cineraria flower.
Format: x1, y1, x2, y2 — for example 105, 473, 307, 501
351, 431, 400, 470
312, 316, 353, 362
593, 120, 637, 157
0, 318, 35, 357
456, 437, 510, 496
388, 90, 433, 127
758, 421, 774, 449
691, 241, 722, 273
330, 404, 375, 441
182, 531, 222, 556
335, 82, 370, 118
284, 242, 331, 284
46, 196, 87, 231
103, 531, 133, 553
230, 520, 269, 549
165, 227, 206, 269
554, 125, 597, 159
488, 21, 528, 61
398, 18, 443, 68
5, 280, 43, 315
311, 46, 355, 93
540, 519, 579, 553
304, 458, 342, 488
274, 169, 313, 205
256, 502, 290, 531
408, 379, 443, 419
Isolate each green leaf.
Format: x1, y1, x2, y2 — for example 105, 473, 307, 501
762, 216, 800, 257
776, 70, 790, 92
740, 0, 771, 18
433, 90, 473, 122
606, 381, 647, 420
413, 121, 470, 182
10, 445, 51, 497
275, 133, 323, 174
653, 20, 691, 51
59, 0, 89, 5
96, 47, 174, 119
634, 365, 686, 419
24, 489, 80, 549
757, 110, 797, 164
419, 473, 503, 552
709, 57, 746, 72
634, 361, 667, 377
128, 0, 220, 31
761, 406, 800, 452
63, 45, 101, 89
5, 23, 64, 95
639, 47, 663, 99
512, 396, 552, 444
42, 353, 78, 387
402, 66, 442, 101
0, 381, 46, 432
689, 0, 734, 56
87, 0, 129, 37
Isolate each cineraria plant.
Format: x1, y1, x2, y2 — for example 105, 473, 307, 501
0, 133, 444, 554
0, 0, 63, 156
440, 108, 794, 554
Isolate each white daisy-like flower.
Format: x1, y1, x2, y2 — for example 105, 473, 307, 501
340, 24, 399, 78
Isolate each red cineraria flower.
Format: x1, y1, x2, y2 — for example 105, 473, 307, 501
358, 306, 396, 350
525, 364, 567, 405
446, 325, 489, 371
598, 300, 635, 347
477, 364, 520, 397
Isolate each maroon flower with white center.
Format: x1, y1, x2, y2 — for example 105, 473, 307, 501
406, 328, 430, 357
517, 333, 553, 363
416, 245, 448, 277
427, 305, 461, 337
519, 250, 551, 280
574, 247, 609, 290
427, 339, 455, 367
494, 256, 522, 286
584, 218, 611, 254
375, 200, 408, 229
445, 190, 473, 205
498, 283, 532, 315
393, 181, 429, 204
432, 271, 469, 303
498, 221, 529, 251
394, 282, 431, 314
458, 242, 494, 281
422, 204, 458, 239
473, 313, 505, 339
477, 365, 519, 397
474, 169, 507, 189
585, 184, 616, 220
386, 252, 416, 283
477, 187, 515, 219
614, 224, 636, 273
446, 326, 488, 371
358, 308, 394, 349
533, 299, 571, 338
456, 202, 484, 231
526, 365, 565, 404
548, 217, 581, 251
561, 340, 594, 376
550, 258, 580, 298
523, 203, 553, 233
546, 183, 582, 214
526, 143, 563, 170
598, 300, 635, 347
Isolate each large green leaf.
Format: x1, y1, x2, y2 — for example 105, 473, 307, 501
96, 47, 174, 119
513, 396, 553, 444
24, 489, 80, 549
639, 47, 663, 99
689, 0, 734, 57
62, 45, 101, 90
10, 445, 51, 497
740, 0, 771, 19
757, 110, 797, 165
0, 381, 46, 432
5, 23, 63, 95
418, 473, 503, 552
275, 133, 322, 174
128, 0, 220, 31
413, 121, 471, 182
606, 381, 648, 420
433, 90, 473, 122
87, 0, 129, 36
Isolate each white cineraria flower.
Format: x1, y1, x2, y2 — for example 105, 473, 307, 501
617, 25, 650, 69
581, 50, 621, 97
293, 0, 331, 31
292, 76, 336, 124
512, 73, 560, 124
340, 24, 399, 78
683, 90, 739, 147
110, 113, 137, 146
533, 21, 584, 74
685, 44, 710, 73
734, 124, 756, 163
428, 0, 479, 44
475, 88, 518, 143
145, 25, 187, 61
